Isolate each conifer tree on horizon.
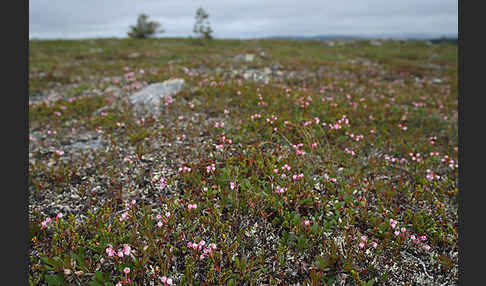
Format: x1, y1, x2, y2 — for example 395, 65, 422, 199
128, 13, 164, 39
193, 7, 213, 40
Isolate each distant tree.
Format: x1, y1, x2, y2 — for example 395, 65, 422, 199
193, 7, 213, 40
128, 13, 164, 39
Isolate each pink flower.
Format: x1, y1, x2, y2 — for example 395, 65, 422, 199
56, 213, 63, 222
361, 235, 367, 242
371, 242, 378, 248
359, 242, 365, 248
161, 276, 167, 283
200, 243, 217, 260
275, 185, 286, 194
198, 240, 206, 249
401, 227, 406, 233
160, 177, 168, 189
123, 267, 131, 283
394, 230, 400, 236
117, 250, 124, 258
422, 244, 431, 251
40, 217, 52, 229
230, 182, 236, 190
215, 144, 224, 150
206, 163, 216, 174
116, 282, 122, 286
120, 212, 129, 221
179, 166, 192, 173
106, 247, 115, 257
157, 221, 163, 228
123, 245, 131, 256
303, 220, 311, 226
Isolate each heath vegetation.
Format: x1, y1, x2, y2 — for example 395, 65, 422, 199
29, 38, 458, 285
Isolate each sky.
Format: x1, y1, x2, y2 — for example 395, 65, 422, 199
29, 0, 458, 39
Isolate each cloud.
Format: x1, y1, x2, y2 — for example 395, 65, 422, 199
29, 0, 458, 39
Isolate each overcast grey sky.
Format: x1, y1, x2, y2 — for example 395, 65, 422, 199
29, 0, 458, 39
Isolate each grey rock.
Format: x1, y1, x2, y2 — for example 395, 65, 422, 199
196, 65, 211, 74
425, 64, 445, 70
270, 63, 282, 71
70, 139, 103, 151
215, 67, 224, 75
325, 41, 335, 47
243, 69, 270, 84
91, 186, 102, 194
94, 105, 111, 116
104, 85, 122, 95
234, 54, 255, 63
431, 78, 443, 84
129, 79, 185, 114
89, 48, 103, 53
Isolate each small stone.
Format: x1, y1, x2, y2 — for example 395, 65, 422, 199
128, 52, 140, 58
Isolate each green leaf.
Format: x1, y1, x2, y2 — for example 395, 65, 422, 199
94, 271, 105, 282
45, 274, 63, 286
88, 280, 104, 286
70, 251, 89, 272
316, 256, 330, 270
41, 257, 59, 271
